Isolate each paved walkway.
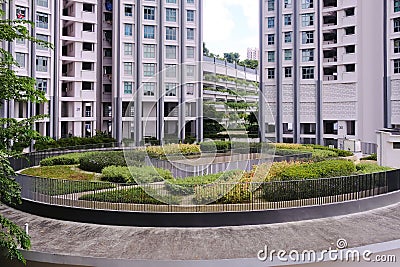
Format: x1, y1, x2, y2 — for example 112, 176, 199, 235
1, 203, 400, 261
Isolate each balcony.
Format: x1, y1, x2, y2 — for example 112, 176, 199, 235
323, 12, 337, 27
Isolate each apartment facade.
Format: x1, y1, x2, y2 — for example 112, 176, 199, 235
4, 0, 203, 145
260, 0, 384, 152
247, 47, 260, 60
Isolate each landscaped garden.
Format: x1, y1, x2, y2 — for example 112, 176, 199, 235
19, 143, 393, 205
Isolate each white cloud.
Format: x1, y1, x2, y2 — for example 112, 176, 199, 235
203, 0, 259, 60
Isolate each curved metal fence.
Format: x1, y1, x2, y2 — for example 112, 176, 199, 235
8, 147, 400, 213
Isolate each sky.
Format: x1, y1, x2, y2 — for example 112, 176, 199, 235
203, 0, 259, 60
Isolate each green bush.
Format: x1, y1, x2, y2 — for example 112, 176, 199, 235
310, 149, 338, 161
101, 166, 173, 184
356, 162, 392, 174
361, 153, 378, 161
34, 133, 116, 151
165, 170, 244, 196
307, 145, 353, 157
145, 144, 201, 159
79, 151, 128, 173
40, 153, 88, 166
79, 187, 180, 205
278, 160, 356, 181
200, 141, 231, 153
193, 183, 252, 204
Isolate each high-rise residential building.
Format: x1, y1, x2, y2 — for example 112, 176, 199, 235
4, 0, 203, 145
260, 0, 386, 153
247, 47, 260, 60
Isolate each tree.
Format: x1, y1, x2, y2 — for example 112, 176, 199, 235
223, 52, 240, 64
0, 1, 51, 263
203, 42, 210, 57
238, 59, 259, 70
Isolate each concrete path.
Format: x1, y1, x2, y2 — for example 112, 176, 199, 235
1, 202, 400, 261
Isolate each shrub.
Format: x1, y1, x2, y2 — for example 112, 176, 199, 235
200, 141, 231, 153
79, 187, 180, 205
40, 153, 88, 166
165, 170, 244, 196
34, 132, 116, 151
101, 166, 173, 184
193, 183, 252, 204
145, 144, 201, 159
278, 160, 356, 181
310, 150, 338, 161
361, 153, 377, 161
356, 162, 392, 174
79, 151, 128, 173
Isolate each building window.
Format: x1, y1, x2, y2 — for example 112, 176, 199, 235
36, 12, 49, 29
394, 18, 400, 32
187, 46, 195, 58
16, 6, 26, 20
82, 82, 94, 91
187, 10, 195, 22
186, 84, 195, 95
187, 0, 194, 4
302, 31, 314, 44
395, 39, 400, 54
395, 59, 400, 74
267, 34, 275, 45
36, 78, 47, 93
393, 142, 400, 149
36, 56, 48, 72
144, 6, 155, 20
143, 82, 155, 96
302, 49, 314, 62
36, 34, 48, 50
284, 32, 292, 43
37, 0, 49, 8
104, 48, 112, 57
187, 28, 195, 40
267, 17, 275, 28
143, 44, 155, 58
345, 26, 355, 35
284, 0, 292, 8
284, 67, 292, 78
103, 103, 112, 117
167, 0, 177, 3
124, 24, 133, 36
82, 42, 94, 51
83, 23, 94, 32
125, 4, 133, 16
124, 82, 133, 94
166, 27, 177, 40
165, 64, 177, 78
82, 3, 94, 12
165, 83, 177, 96
166, 8, 177, 22
284, 14, 291, 26
302, 67, 314, 79
144, 25, 155, 39
395, 0, 400, 12
267, 68, 275, 79
124, 43, 133, 56
166, 45, 177, 59
301, 14, 314, 27
186, 65, 195, 77
15, 52, 25, 68
124, 63, 133, 75
267, 0, 274, 11
143, 63, 156, 77
267, 51, 275, 62
301, 0, 313, 9
284, 49, 292, 60
82, 62, 94, 71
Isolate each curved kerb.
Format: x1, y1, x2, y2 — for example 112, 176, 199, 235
14, 189, 400, 228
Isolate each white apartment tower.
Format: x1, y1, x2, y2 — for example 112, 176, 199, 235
4, 0, 203, 145
260, 0, 385, 152
247, 47, 260, 60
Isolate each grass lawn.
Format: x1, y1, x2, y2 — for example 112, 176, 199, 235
21, 165, 97, 181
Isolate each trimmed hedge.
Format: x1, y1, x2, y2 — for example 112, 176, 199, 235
79, 151, 129, 173
356, 162, 392, 174
78, 187, 180, 205
145, 144, 201, 159
361, 154, 377, 161
101, 166, 173, 184
40, 153, 89, 166
34, 134, 116, 151
278, 160, 356, 181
